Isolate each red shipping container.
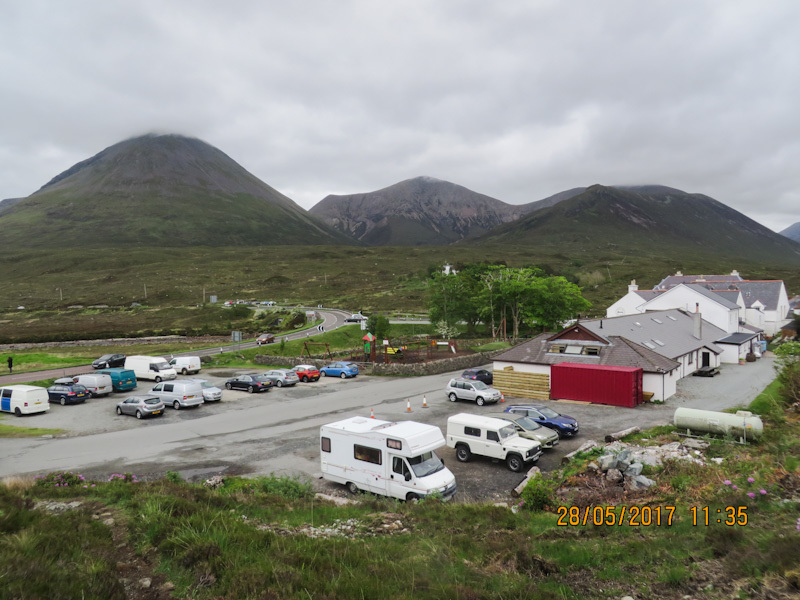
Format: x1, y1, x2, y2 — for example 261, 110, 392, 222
550, 363, 643, 408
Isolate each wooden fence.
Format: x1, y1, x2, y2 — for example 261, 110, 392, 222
493, 369, 550, 401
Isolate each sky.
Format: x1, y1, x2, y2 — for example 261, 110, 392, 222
1, 1, 798, 232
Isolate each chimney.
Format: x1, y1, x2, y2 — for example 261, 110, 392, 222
676, 270, 683, 276
600, 319, 603, 329
693, 303, 702, 339
628, 279, 638, 293
731, 269, 739, 277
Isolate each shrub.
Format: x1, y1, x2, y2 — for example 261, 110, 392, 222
519, 476, 557, 511
34, 472, 87, 488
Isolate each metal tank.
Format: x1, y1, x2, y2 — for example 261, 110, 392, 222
673, 408, 763, 441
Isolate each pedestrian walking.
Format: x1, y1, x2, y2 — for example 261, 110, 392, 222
7, 356, 12, 373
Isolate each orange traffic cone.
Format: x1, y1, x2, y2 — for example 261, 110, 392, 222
422, 394, 429, 408
406, 398, 412, 412
500, 392, 505, 403
370, 408, 375, 418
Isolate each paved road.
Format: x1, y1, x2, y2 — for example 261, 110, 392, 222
0, 356, 777, 501
0, 309, 352, 386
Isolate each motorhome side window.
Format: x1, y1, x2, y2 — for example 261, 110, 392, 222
464, 426, 481, 437
2, 389, 11, 399
487, 430, 500, 442
392, 456, 409, 476
320, 437, 331, 453
354, 444, 382, 465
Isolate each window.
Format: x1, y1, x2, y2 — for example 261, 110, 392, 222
584, 347, 600, 356
548, 345, 566, 354
386, 438, 402, 450
392, 456, 409, 476
2, 389, 11, 399
464, 426, 481, 437
688, 353, 693, 365
487, 431, 500, 442
565, 345, 582, 354
164, 384, 174, 392
354, 444, 381, 465
320, 437, 331, 453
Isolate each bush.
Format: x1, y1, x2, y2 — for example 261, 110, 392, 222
519, 476, 557, 511
34, 472, 88, 488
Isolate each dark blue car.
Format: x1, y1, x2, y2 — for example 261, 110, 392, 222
503, 404, 579, 437
47, 378, 91, 405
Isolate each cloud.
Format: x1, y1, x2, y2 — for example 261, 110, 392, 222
1, 0, 798, 231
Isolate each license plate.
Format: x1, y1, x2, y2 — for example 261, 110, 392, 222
151, 410, 162, 415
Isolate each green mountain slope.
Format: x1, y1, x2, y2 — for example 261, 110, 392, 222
474, 184, 800, 265
0, 134, 353, 248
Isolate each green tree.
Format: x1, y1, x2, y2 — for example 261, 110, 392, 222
526, 276, 592, 331
366, 314, 391, 340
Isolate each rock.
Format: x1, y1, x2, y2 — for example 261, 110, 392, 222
103, 518, 115, 526
626, 475, 656, 491
587, 461, 599, 472
617, 449, 631, 462
606, 468, 623, 483
41, 435, 53, 439
616, 460, 630, 472
624, 463, 643, 478
710, 457, 724, 464
682, 438, 709, 450
315, 493, 356, 505
621, 596, 635, 600
160, 582, 176, 592
660, 441, 682, 452
139, 578, 152, 589
203, 475, 224, 489
598, 454, 618, 471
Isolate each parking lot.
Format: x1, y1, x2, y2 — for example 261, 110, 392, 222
0, 356, 777, 502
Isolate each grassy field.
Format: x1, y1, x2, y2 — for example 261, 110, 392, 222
1, 245, 797, 343
2, 376, 799, 599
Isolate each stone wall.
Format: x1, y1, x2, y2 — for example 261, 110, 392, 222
251, 348, 508, 376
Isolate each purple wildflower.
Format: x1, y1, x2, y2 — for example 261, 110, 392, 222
747, 477, 755, 483
723, 480, 731, 485
760, 489, 767, 495
747, 492, 756, 499
732, 485, 738, 490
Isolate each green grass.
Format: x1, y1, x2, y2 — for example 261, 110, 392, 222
470, 340, 512, 352
0, 420, 64, 438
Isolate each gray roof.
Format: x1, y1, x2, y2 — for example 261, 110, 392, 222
709, 289, 742, 304
494, 332, 679, 373
581, 309, 725, 359
682, 284, 741, 309
656, 273, 742, 289
740, 323, 764, 333
716, 332, 759, 344
634, 290, 665, 301
726, 281, 784, 311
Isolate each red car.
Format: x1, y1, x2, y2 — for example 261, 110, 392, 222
290, 364, 321, 382
256, 333, 275, 345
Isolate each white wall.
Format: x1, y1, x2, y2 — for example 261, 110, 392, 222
643, 371, 677, 402
493, 361, 550, 375
644, 286, 739, 334
605, 292, 647, 318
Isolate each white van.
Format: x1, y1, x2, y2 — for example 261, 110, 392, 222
149, 380, 204, 410
320, 416, 457, 501
169, 356, 201, 375
123, 355, 177, 382
72, 373, 113, 397
0, 385, 50, 416
446, 413, 542, 472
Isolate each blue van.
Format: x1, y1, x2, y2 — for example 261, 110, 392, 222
96, 368, 137, 392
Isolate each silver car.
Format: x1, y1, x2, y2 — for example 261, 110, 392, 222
445, 378, 502, 406
262, 369, 300, 388
116, 395, 165, 419
185, 378, 223, 402
485, 412, 560, 449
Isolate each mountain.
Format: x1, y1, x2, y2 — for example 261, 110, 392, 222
474, 184, 800, 264
0, 134, 352, 248
309, 176, 527, 246
780, 222, 800, 243
520, 187, 587, 213
0, 197, 24, 216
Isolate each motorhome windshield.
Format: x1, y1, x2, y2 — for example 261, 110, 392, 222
407, 451, 444, 477
154, 362, 171, 371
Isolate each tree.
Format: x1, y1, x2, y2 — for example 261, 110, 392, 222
526, 276, 592, 331
366, 314, 391, 340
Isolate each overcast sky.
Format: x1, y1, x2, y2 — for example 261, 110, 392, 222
2, 1, 798, 231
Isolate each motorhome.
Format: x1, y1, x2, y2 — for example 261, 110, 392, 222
0, 385, 50, 416
320, 416, 457, 501
123, 355, 177, 382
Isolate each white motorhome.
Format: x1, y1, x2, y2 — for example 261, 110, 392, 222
320, 416, 457, 501
446, 413, 542, 472
123, 355, 177, 382
0, 385, 50, 416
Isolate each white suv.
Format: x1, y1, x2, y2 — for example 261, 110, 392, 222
445, 413, 542, 472
445, 378, 501, 406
